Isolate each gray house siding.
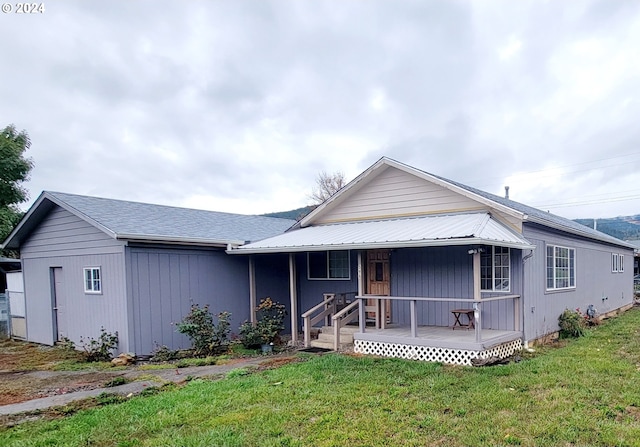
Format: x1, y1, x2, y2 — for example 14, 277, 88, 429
390, 246, 522, 331
20, 206, 128, 349
125, 245, 251, 355
297, 251, 359, 324
254, 254, 293, 332
522, 223, 634, 342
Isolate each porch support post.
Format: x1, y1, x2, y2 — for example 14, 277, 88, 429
410, 299, 418, 338
289, 253, 298, 344
473, 251, 482, 342
357, 251, 363, 296
359, 297, 366, 333
248, 256, 257, 324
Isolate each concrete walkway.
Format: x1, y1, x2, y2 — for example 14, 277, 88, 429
0, 355, 289, 417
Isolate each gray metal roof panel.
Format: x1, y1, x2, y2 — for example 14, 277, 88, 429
231, 213, 535, 253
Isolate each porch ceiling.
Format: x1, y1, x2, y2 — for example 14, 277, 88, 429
228, 212, 536, 254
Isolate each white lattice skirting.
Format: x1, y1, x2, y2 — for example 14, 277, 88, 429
353, 339, 523, 365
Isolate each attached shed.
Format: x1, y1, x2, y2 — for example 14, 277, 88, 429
1, 192, 294, 355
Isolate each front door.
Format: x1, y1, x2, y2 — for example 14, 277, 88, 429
51, 267, 66, 341
366, 250, 391, 324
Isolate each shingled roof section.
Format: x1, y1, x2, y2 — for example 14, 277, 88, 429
3, 191, 295, 249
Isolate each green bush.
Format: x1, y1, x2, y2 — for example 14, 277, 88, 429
239, 298, 287, 348
558, 308, 587, 338
176, 304, 231, 357
79, 327, 119, 362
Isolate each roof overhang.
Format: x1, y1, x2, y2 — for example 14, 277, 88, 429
228, 212, 536, 255
117, 234, 245, 248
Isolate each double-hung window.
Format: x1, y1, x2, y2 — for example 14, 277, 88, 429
612, 253, 624, 273
480, 246, 510, 292
308, 251, 350, 280
546, 245, 575, 290
84, 267, 102, 293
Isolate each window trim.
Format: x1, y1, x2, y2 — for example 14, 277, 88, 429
307, 251, 351, 281
546, 244, 576, 291
612, 253, 625, 273
83, 267, 102, 294
480, 246, 511, 292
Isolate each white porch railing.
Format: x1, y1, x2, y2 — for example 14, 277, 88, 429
302, 292, 362, 348
357, 295, 520, 343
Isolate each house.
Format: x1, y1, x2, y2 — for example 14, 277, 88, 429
1, 191, 295, 355
228, 157, 635, 365
2, 158, 634, 365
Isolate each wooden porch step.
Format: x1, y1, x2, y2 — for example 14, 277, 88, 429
321, 325, 359, 334
318, 332, 354, 343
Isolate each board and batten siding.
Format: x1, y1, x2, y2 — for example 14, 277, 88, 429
521, 223, 634, 342
314, 166, 523, 231
125, 246, 251, 355
20, 205, 128, 349
390, 246, 522, 331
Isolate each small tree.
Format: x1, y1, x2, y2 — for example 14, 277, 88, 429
309, 170, 346, 205
176, 304, 231, 356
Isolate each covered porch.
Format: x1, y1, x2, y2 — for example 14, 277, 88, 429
228, 212, 534, 365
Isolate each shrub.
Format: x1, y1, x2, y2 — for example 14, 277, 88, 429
79, 327, 119, 362
239, 298, 287, 348
558, 308, 587, 338
176, 304, 232, 357
151, 343, 179, 362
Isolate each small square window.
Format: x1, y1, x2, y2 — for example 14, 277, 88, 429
84, 267, 101, 293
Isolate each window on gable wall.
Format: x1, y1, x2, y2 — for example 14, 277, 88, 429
308, 251, 350, 280
481, 246, 510, 292
84, 267, 101, 293
546, 245, 575, 290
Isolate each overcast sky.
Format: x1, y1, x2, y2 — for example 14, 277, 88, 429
2, 0, 639, 220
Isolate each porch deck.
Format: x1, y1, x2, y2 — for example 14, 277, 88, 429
352, 324, 523, 365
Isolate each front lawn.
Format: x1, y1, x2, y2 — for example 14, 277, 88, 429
3, 308, 640, 446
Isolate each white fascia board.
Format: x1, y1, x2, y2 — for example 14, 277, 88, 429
227, 237, 536, 255
117, 233, 245, 248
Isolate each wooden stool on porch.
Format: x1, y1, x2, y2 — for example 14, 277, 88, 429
451, 309, 475, 330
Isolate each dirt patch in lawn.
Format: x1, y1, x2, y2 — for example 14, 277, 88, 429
0, 339, 127, 406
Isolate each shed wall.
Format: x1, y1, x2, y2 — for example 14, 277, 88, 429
20, 206, 128, 349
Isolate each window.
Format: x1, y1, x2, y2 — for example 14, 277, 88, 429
84, 267, 101, 293
612, 253, 625, 273
481, 246, 510, 292
308, 251, 350, 280
546, 245, 575, 290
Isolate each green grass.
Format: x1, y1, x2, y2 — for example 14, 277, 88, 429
3, 308, 640, 446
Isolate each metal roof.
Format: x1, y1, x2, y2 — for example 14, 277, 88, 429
229, 212, 536, 254
2, 191, 295, 249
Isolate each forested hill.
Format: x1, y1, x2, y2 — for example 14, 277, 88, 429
263, 206, 315, 221
574, 216, 640, 241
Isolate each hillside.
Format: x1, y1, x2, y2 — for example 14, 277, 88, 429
263, 206, 315, 221
574, 216, 640, 241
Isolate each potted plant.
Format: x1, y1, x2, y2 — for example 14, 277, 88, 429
239, 298, 287, 352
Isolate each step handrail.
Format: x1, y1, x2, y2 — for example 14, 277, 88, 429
331, 299, 360, 350
303, 294, 336, 347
